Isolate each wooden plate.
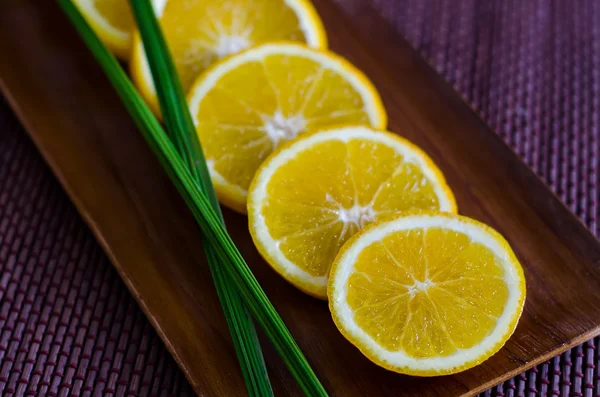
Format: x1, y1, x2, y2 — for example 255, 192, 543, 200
2, 1, 600, 395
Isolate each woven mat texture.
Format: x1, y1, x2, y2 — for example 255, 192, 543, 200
1, 0, 599, 396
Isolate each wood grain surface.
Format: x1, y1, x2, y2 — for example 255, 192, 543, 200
2, 1, 600, 396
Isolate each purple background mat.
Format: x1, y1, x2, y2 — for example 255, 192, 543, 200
1, 0, 600, 395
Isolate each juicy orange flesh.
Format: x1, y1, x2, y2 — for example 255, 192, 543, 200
158, 0, 313, 92
195, 54, 371, 191
93, 0, 134, 33
262, 138, 441, 278
346, 227, 508, 358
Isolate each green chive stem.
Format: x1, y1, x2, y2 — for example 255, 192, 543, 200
128, 2, 272, 395
58, 1, 328, 395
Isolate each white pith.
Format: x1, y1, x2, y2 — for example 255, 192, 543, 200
330, 213, 524, 372
214, 35, 252, 59
407, 278, 433, 297
263, 111, 307, 147
249, 126, 455, 296
336, 201, 375, 229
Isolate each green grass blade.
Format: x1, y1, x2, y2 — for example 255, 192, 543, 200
128, 1, 214, 205
127, 2, 272, 395
58, 1, 328, 396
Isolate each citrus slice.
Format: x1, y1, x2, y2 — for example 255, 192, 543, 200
328, 211, 526, 376
73, 0, 158, 59
131, 0, 327, 115
248, 126, 455, 298
188, 44, 387, 213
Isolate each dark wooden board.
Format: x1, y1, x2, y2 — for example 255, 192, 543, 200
2, 1, 600, 395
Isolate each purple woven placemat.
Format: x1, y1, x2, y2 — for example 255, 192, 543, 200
1, 1, 600, 396
0, 99, 195, 396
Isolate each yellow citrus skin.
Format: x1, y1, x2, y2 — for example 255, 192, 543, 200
130, 0, 328, 116
186, 43, 388, 213
248, 126, 456, 299
328, 211, 526, 376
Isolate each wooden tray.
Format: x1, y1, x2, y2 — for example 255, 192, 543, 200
2, 1, 600, 395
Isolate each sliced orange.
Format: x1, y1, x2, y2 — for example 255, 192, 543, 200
131, 0, 327, 115
187, 44, 387, 212
328, 211, 526, 375
248, 126, 456, 298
